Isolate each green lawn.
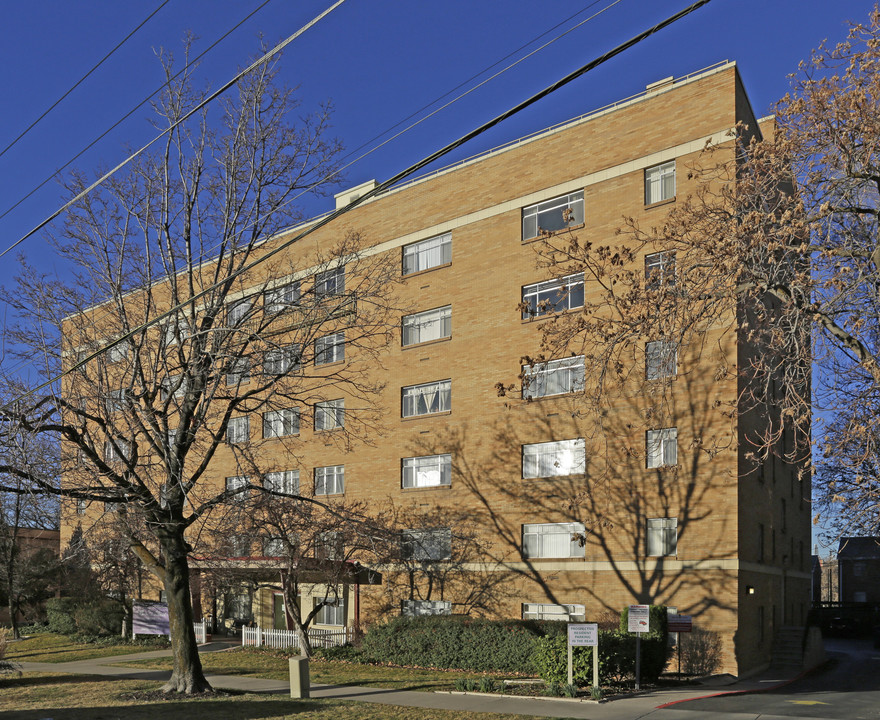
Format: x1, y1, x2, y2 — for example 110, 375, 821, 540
0, 672, 566, 720
5, 632, 170, 663
117, 647, 509, 691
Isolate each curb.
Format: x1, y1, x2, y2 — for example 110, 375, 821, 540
439, 690, 603, 704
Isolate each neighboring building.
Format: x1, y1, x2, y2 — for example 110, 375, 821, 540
837, 538, 880, 604
0, 527, 60, 625
61, 61, 811, 676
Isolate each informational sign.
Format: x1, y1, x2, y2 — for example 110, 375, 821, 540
668, 614, 693, 633
568, 623, 598, 647
132, 600, 170, 636
628, 604, 650, 633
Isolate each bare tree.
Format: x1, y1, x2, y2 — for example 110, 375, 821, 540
0, 46, 399, 692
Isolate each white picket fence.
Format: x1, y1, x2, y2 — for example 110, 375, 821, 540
193, 621, 207, 644
241, 625, 351, 650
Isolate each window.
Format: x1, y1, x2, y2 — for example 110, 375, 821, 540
315, 399, 344, 430
315, 598, 345, 626
225, 475, 249, 501
161, 374, 186, 401
107, 342, 128, 364
401, 528, 452, 561
263, 470, 299, 495
646, 341, 678, 380
522, 356, 584, 399
854, 561, 866, 577
263, 408, 299, 438
402, 306, 451, 346
522, 522, 585, 558
162, 322, 189, 346
226, 357, 251, 385
645, 160, 675, 204
402, 599, 452, 616
315, 465, 344, 495
316, 531, 344, 560
227, 416, 250, 444
522, 603, 585, 621
225, 592, 252, 620
263, 537, 286, 557
76, 498, 87, 516
229, 535, 250, 557
315, 266, 345, 297
264, 345, 300, 376
104, 389, 125, 414
103, 440, 129, 463
315, 332, 345, 365
227, 298, 252, 325
402, 454, 452, 489
521, 273, 585, 318
402, 380, 451, 417
264, 282, 300, 313
522, 191, 584, 240
522, 439, 585, 479
402, 233, 451, 275
645, 251, 675, 289
647, 517, 678, 556
646, 428, 677, 468
104, 500, 123, 513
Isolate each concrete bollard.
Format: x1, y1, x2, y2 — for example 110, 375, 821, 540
289, 656, 310, 698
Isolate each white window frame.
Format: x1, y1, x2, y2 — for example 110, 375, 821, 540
646, 427, 678, 468
522, 603, 585, 621
522, 439, 585, 479
228, 297, 252, 326
316, 530, 344, 560
226, 357, 251, 385
107, 342, 128, 364
522, 356, 584, 399
402, 599, 452, 616
263, 408, 299, 438
402, 306, 451, 346
263, 537, 286, 556
402, 232, 451, 275
315, 399, 344, 431
226, 416, 250, 445
104, 389, 126, 414
103, 439, 129, 463
402, 454, 452, 489
521, 273, 585, 318
315, 465, 345, 495
263, 470, 299, 495
315, 332, 345, 365
315, 266, 345, 297
645, 160, 675, 205
647, 517, 678, 556
264, 282, 300, 313
225, 475, 249, 501
264, 344, 300, 376
522, 191, 585, 240
162, 322, 190, 346
645, 251, 676, 288
402, 379, 451, 417
522, 522, 585, 559
315, 598, 345, 626
401, 528, 452, 561
646, 341, 678, 380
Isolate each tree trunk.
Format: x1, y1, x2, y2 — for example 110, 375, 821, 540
283, 583, 312, 658
158, 530, 212, 693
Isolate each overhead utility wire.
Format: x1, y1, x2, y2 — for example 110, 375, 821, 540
0, 0, 275, 227
0, 0, 345, 262
0, 1, 170, 162
0, 0, 626, 384
1, 0, 713, 415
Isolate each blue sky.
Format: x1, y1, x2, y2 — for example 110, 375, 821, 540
0, 0, 872, 290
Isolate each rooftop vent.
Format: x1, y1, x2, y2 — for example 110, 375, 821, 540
646, 76, 675, 94
334, 179, 378, 210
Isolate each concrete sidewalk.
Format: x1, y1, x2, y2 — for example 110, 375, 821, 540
15, 641, 804, 719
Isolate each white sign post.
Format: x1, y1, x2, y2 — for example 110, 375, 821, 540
628, 605, 650, 690
567, 623, 599, 689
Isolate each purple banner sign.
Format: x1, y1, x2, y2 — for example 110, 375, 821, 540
132, 600, 170, 636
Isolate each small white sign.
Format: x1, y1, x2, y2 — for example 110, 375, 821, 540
628, 604, 650, 633
568, 623, 598, 647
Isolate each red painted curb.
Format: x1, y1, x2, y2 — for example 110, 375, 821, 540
655, 667, 814, 709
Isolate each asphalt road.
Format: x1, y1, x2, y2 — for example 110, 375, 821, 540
653, 637, 880, 720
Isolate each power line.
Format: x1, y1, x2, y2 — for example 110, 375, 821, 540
0, 0, 337, 261
0, 0, 713, 415
0, 1, 170, 162
0, 0, 275, 227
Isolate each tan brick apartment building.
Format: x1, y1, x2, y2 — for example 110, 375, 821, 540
62, 60, 811, 677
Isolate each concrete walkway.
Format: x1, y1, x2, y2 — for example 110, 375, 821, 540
14, 640, 804, 719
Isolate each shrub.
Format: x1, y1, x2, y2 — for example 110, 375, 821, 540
359, 616, 558, 672
46, 598, 78, 635
679, 628, 722, 676
478, 676, 496, 693
313, 644, 362, 662
73, 598, 125, 636
0, 628, 21, 676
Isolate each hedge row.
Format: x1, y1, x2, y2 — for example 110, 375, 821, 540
358, 616, 563, 673
46, 597, 125, 637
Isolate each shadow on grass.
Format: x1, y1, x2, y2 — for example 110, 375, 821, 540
2, 674, 115, 688
1, 698, 323, 720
